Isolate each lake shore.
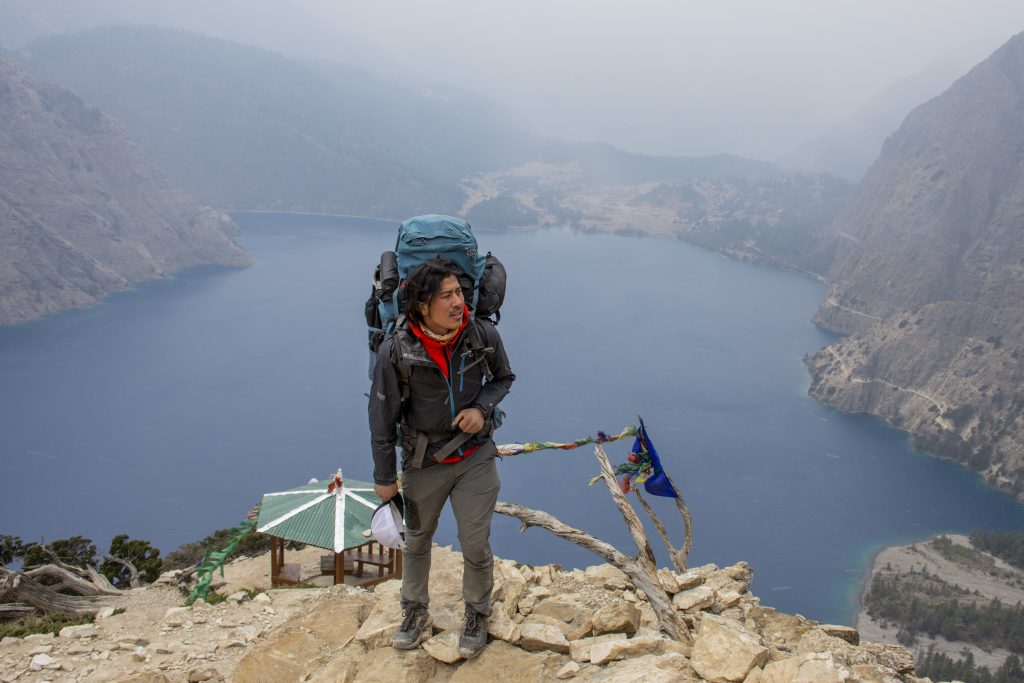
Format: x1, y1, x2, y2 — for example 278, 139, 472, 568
854, 534, 1024, 671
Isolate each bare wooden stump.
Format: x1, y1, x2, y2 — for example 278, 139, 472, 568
0, 567, 122, 615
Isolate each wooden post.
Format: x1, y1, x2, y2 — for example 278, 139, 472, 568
334, 552, 343, 585
269, 536, 279, 586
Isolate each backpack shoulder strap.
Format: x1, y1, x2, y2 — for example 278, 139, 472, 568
391, 316, 412, 400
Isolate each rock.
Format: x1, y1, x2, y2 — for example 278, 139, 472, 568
112, 673, 172, 682
524, 614, 591, 641
557, 660, 581, 679
533, 596, 583, 623
584, 564, 630, 590
691, 613, 769, 682
449, 640, 567, 682
672, 585, 714, 612
569, 633, 627, 663
253, 593, 272, 604
422, 631, 462, 664
591, 600, 640, 636
753, 651, 854, 683
819, 624, 860, 646
354, 602, 405, 649
311, 645, 438, 683
216, 639, 246, 651
133, 645, 148, 661
589, 635, 689, 665
187, 668, 222, 682
29, 653, 57, 670
23, 633, 55, 642
95, 607, 117, 620
28, 644, 54, 655
589, 653, 697, 682
715, 589, 743, 609
1, 635, 22, 645
227, 591, 250, 604
675, 564, 716, 590
233, 630, 327, 682
291, 586, 377, 649
519, 622, 570, 654
164, 606, 190, 619
191, 598, 210, 611
657, 568, 682, 594
487, 606, 522, 643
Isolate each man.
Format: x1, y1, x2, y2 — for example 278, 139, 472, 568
369, 258, 515, 658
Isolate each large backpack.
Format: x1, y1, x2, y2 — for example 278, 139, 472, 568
364, 214, 506, 378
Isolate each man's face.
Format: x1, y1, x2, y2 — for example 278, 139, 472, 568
420, 274, 464, 334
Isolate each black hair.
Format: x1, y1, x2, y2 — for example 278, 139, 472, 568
402, 258, 462, 326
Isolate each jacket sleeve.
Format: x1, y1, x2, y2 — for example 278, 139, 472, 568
472, 322, 515, 419
368, 337, 403, 485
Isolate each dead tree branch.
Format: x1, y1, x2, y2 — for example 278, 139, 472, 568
666, 473, 693, 568
494, 498, 691, 643
102, 556, 141, 589
0, 567, 121, 615
634, 488, 686, 573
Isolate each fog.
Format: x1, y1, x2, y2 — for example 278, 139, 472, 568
3, 0, 1024, 160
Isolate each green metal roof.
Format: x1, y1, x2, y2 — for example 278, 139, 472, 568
256, 477, 380, 552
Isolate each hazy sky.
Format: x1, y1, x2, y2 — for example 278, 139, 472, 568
6, 0, 1024, 160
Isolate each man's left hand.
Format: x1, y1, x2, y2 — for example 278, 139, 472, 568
453, 407, 485, 434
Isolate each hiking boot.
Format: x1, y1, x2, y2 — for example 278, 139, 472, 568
458, 606, 488, 659
392, 605, 432, 650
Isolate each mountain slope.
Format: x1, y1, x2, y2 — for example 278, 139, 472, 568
0, 58, 249, 325
806, 32, 1024, 499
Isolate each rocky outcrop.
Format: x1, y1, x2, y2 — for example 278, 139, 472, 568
807, 31, 1024, 500
0, 546, 928, 682
0, 58, 250, 325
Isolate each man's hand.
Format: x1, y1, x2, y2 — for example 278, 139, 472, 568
452, 407, 485, 434
375, 482, 399, 502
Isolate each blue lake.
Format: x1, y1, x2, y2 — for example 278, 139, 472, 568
2, 212, 1022, 624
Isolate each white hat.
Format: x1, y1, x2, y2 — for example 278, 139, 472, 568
371, 493, 405, 549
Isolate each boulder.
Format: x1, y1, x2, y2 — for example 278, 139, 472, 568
591, 600, 640, 636
519, 622, 570, 654
691, 613, 769, 682
59, 624, 97, 639
112, 674, 172, 683
423, 631, 462, 664
796, 629, 913, 673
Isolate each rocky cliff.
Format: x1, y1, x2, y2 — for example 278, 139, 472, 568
807, 32, 1024, 499
0, 547, 924, 682
0, 59, 250, 326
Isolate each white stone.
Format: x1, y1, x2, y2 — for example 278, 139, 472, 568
133, 645, 148, 661
557, 660, 581, 679
591, 600, 640, 636
59, 624, 97, 639
29, 653, 57, 671
253, 593, 272, 604
691, 613, 768, 682
716, 589, 743, 609
227, 591, 249, 604
657, 568, 682, 594
23, 633, 55, 642
28, 645, 54, 655
584, 564, 630, 589
94, 607, 116, 620
757, 651, 854, 683
1, 635, 22, 645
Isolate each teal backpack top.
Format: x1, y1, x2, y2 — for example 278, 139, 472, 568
364, 214, 506, 378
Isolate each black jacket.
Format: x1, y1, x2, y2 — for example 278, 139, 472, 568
369, 318, 515, 485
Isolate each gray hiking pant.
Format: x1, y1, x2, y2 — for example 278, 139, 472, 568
400, 440, 500, 616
